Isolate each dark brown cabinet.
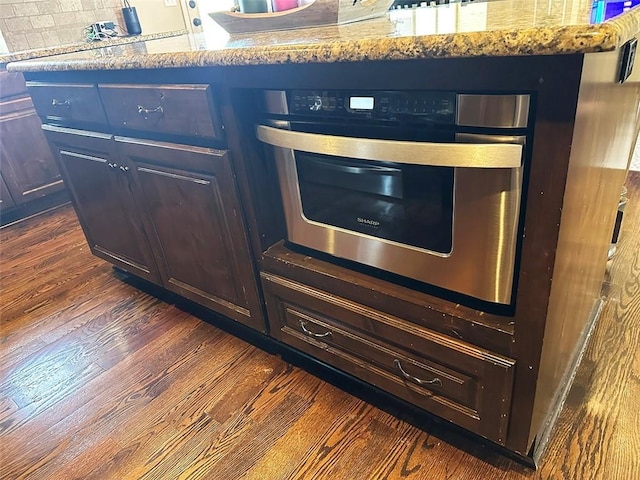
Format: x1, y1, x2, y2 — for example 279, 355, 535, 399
262, 270, 516, 444
30, 81, 266, 331
43, 125, 161, 285
27, 82, 108, 127
0, 72, 64, 215
117, 137, 264, 330
15, 44, 640, 465
100, 84, 223, 141
260, 243, 518, 445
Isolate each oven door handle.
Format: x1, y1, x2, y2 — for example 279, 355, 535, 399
305, 158, 401, 175
256, 125, 524, 168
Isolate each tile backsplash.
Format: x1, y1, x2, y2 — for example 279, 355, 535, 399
0, 0, 125, 52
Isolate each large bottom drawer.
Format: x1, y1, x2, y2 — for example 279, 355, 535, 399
262, 272, 516, 445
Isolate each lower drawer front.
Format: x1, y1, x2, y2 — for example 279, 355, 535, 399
262, 273, 515, 445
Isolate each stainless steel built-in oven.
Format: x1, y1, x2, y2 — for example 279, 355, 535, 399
257, 90, 531, 307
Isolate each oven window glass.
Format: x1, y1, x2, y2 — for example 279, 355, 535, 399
296, 152, 454, 254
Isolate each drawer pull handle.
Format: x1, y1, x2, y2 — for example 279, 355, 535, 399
299, 320, 332, 338
51, 99, 71, 108
107, 162, 118, 169
394, 359, 443, 387
137, 104, 164, 119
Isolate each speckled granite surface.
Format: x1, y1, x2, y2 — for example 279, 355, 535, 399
0, 30, 186, 68
7, 0, 640, 72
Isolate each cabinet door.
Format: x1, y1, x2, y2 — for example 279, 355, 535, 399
0, 97, 64, 205
43, 126, 160, 284
0, 173, 16, 211
116, 137, 263, 329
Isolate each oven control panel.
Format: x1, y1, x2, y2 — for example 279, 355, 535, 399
288, 90, 456, 123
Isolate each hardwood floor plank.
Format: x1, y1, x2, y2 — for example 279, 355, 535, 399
163, 392, 312, 480
0, 234, 92, 279
0, 339, 48, 381
0, 277, 131, 371
70, 346, 281, 479
0, 258, 110, 325
115, 340, 272, 446
0, 362, 106, 475
365, 414, 486, 480
283, 403, 390, 479
0, 317, 206, 473
9, 437, 73, 480
0, 262, 114, 327
113, 365, 317, 479
0, 206, 79, 260
1, 294, 169, 398
0, 395, 19, 423
88, 356, 299, 479
0, 212, 103, 296
358, 424, 429, 480
6, 323, 257, 479
243, 383, 363, 480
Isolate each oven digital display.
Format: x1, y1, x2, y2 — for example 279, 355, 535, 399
349, 96, 375, 110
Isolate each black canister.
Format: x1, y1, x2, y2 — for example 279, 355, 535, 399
122, 1, 142, 35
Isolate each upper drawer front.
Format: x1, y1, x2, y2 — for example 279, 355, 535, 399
99, 84, 222, 141
261, 272, 516, 445
27, 82, 107, 126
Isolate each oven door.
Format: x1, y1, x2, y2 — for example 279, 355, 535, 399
257, 125, 525, 305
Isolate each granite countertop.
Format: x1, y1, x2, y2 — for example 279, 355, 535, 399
7, 0, 640, 73
0, 30, 186, 68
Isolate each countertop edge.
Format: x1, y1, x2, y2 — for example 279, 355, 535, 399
0, 30, 187, 69
7, 11, 640, 73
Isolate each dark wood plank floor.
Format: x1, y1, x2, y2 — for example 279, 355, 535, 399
1, 172, 639, 480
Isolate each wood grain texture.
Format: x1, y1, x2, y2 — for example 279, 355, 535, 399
116, 137, 264, 330
99, 84, 222, 141
0, 72, 63, 211
0, 98, 63, 205
261, 272, 515, 444
1, 171, 639, 478
531, 171, 640, 480
27, 82, 108, 128
43, 125, 162, 285
529, 49, 640, 450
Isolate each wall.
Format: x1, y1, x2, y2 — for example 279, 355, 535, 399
0, 29, 8, 53
128, 0, 186, 36
0, 0, 124, 51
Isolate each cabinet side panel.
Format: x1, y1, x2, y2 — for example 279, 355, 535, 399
0, 103, 64, 204
0, 72, 27, 98
530, 49, 640, 450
